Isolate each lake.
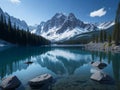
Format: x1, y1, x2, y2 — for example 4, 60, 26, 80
0, 46, 120, 90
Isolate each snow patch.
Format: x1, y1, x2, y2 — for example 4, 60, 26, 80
97, 21, 114, 29
31, 29, 37, 34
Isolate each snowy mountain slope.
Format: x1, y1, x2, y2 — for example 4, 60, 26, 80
96, 21, 115, 29
29, 12, 115, 42
0, 8, 28, 31
30, 13, 98, 42
29, 24, 38, 33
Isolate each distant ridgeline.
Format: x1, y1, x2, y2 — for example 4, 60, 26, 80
0, 15, 50, 46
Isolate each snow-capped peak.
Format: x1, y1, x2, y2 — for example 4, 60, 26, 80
54, 13, 66, 19
30, 13, 98, 42
29, 12, 114, 42
68, 13, 77, 21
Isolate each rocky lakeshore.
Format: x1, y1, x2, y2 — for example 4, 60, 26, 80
85, 42, 120, 53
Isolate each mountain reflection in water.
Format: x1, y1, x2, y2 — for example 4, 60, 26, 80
0, 46, 119, 90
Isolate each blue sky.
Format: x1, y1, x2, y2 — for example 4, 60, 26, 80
0, 0, 119, 25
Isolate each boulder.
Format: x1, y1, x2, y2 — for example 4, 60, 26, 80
90, 71, 114, 84
114, 46, 120, 52
0, 76, 21, 90
91, 61, 107, 69
113, 46, 119, 50
91, 61, 100, 67
90, 71, 106, 81
29, 73, 53, 89
90, 68, 101, 74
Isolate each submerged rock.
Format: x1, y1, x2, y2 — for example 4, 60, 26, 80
24, 61, 33, 65
0, 76, 21, 90
29, 73, 53, 89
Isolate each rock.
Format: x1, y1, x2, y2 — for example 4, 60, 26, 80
98, 63, 107, 69
113, 46, 120, 52
24, 61, 33, 65
90, 71, 105, 81
85, 42, 120, 52
0, 76, 21, 90
91, 61, 107, 69
90, 68, 100, 74
29, 73, 53, 89
90, 71, 114, 84
91, 61, 100, 66
113, 46, 119, 50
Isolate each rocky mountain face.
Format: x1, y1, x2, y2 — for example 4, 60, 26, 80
0, 8, 28, 31
32, 13, 99, 41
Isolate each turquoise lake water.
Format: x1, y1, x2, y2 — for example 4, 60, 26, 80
0, 46, 120, 90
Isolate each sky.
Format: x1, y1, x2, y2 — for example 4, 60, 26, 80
0, 0, 119, 25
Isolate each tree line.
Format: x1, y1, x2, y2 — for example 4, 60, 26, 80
0, 14, 50, 46
92, 2, 120, 45
92, 30, 110, 43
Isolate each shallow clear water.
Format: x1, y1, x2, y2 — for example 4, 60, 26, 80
0, 46, 120, 90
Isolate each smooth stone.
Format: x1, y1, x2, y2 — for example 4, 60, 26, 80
90, 71, 106, 81
29, 73, 53, 89
90, 71, 114, 84
91, 61, 107, 69
0, 76, 21, 90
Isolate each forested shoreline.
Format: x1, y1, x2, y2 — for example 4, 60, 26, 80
0, 14, 50, 46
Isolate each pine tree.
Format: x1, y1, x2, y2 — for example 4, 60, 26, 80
92, 34, 95, 43
95, 35, 98, 43
115, 23, 119, 45
0, 14, 5, 39
0, 15, 50, 46
99, 30, 103, 42
108, 35, 112, 44
0, 14, 3, 24
113, 2, 120, 45
8, 16, 11, 32
103, 30, 107, 42
0, 14, 4, 29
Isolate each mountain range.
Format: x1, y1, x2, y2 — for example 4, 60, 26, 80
0, 7, 115, 42
29, 13, 114, 42
0, 8, 28, 31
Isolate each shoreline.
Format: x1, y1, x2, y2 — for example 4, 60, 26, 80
85, 42, 120, 53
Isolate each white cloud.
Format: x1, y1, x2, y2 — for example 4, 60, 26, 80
90, 8, 106, 17
10, 0, 21, 4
